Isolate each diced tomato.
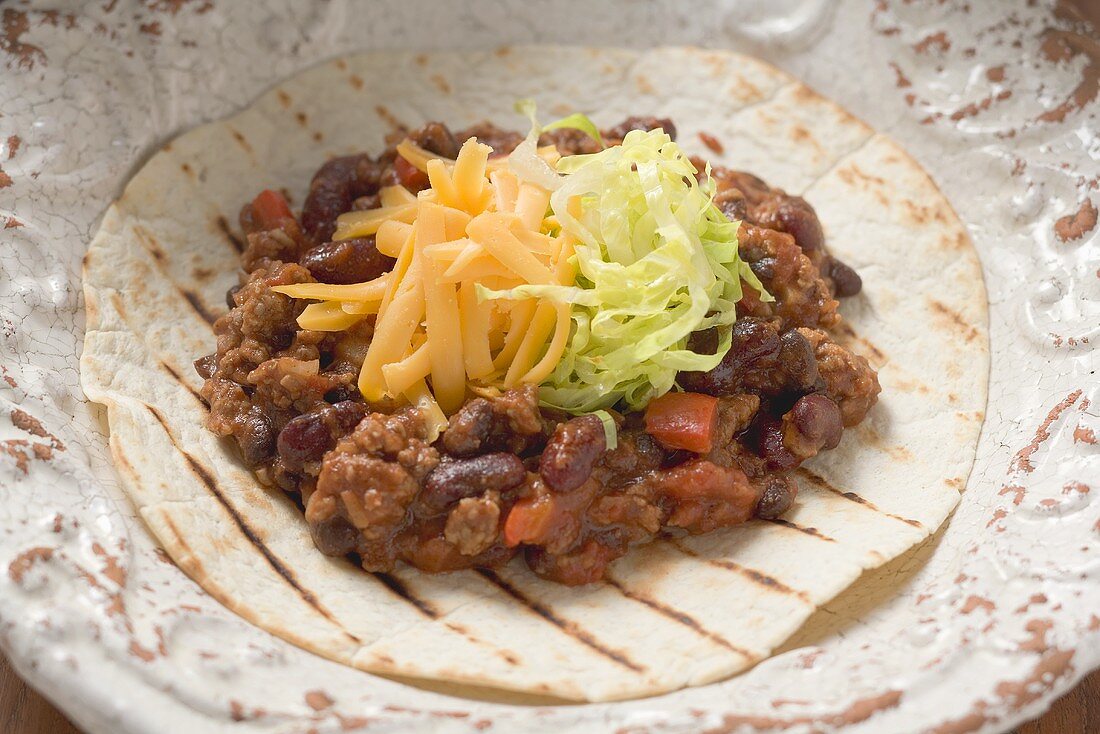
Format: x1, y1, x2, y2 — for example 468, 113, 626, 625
250, 189, 294, 231
502, 484, 599, 548
394, 155, 429, 191
504, 495, 555, 547
644, 391, 719, 454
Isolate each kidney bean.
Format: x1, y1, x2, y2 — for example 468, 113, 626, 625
408, 122, 460, 159
225, 284, 241, 308
750, 413, 799, 471
540, 415, 607, 493
748, 255, 778, 281
301, 154, 379, 244
394, 156, 429, 191
310, 513, 359, 556
773, 197, 824, 253
277, 401, 366, 468
604, 116, 677, 141
777, 329, 820, 392
422, 453, 527, 511
783, 394, 843, 457
828, 257, 863, 297
442, 398, 495, 457
714, 189, 748, 222
193, 354, 216, 380
300, 237, 395, 284
237, 407, 275, 466
755, 474, 798, 519
678, 318, 780, 396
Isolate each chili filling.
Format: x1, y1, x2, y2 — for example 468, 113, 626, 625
196, 117, 880, 586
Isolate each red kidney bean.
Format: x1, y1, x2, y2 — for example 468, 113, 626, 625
408, 122, 460, 159
773, 197, 824, 253
225, 284, 241, 308
301, 154, 380, 244
828, 257, 863, 297
750, 413, 799, 471
300, 237, 395, 284
714, 188, 749, 222
394, 156, 429, 191
442, 398, 495, 457
777, 330, 820, 392
310, 513, 359, 556
678, 319, 781, 396
604, 116, 677, 141
237, 407, 275, 466
785, 394, 843, 454
277, 401, 367, 468
755, 474, 798, 519
422, 453, 527, 511
540, 415, 607, 493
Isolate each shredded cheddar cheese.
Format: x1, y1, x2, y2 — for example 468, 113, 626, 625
275, 136, 576, 432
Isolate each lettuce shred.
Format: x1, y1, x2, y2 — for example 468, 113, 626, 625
494, 115, 770, 412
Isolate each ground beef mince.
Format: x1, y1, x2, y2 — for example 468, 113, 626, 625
197, 118, 880, 586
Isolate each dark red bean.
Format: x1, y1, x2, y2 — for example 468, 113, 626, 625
301, 154, 379, 244
786, 394, 843, 453
748, 256, 777, 281
237, 407, 275, 466
422, 453, 527, 511
408, 122, 460, 159
394, 156, 429, 191
755, 474, 798, 519
750, 414, 799, 471
540, 415, 607, 493
714, 188, 748, 221
773, 197, 824, 253
300, 237, 395, 284
829, 257, 863, 297
678, 318, 780, 396
777, 330, 820, 392
604, 116, 677, 141
442, 398, 495, 457
193, 354, 216, 380
310, 513, 359, 556
277, 401, 367, 468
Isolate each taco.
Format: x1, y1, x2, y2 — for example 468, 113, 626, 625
81, 47, 988, 702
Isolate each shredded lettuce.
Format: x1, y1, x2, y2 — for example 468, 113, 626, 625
592, 409, 619, 450
542, 112, 604, 148
495, 109, 770, 413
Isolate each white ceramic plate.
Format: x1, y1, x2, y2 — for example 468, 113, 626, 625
1, 1, 1096, 732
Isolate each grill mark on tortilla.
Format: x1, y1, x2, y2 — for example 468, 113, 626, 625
927, 298, 981, 343
159, 360, 206, 404
669, 541, 812, 604
835, 321, 886, 364
129, 223, 220, 327
765, 517, 838, 542
141, 404, 359, 643
475, 569, 646, 674
372, 572, 441, 619
602, 575, 757, 659
227, 126, 254, 155
180, 289, 218, 326
797, 467, 925, 529
443, 621, 522, 666
215, 215, 246, 253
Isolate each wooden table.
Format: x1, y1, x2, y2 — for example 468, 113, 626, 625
2, 651, 1096, 732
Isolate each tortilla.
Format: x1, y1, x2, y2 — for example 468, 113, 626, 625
80, 46, 988, 702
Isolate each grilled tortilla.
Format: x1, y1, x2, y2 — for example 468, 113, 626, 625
80, 46, 988, 702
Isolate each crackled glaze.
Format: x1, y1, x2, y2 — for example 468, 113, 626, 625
0, 1, 1096, 733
